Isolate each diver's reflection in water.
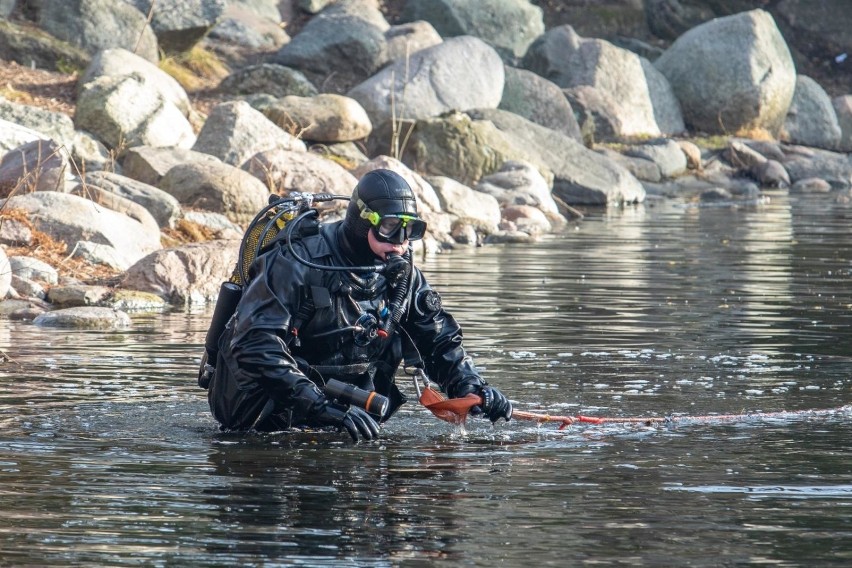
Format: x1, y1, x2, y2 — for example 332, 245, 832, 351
203, 433, 468, 564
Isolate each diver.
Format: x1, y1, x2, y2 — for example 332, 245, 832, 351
204, 168, 512, 441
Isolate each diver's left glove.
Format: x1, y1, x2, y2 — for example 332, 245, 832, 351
452, 378, 513, 423
309, 401, 380, 442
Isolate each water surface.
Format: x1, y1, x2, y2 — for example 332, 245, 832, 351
1, 190, 850, 566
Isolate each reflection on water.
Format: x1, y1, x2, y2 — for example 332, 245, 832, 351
0, 191, 850, 565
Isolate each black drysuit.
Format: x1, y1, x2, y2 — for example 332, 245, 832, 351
207, 221, 484, 431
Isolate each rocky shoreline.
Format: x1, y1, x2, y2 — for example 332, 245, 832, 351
1, 0, 851, 329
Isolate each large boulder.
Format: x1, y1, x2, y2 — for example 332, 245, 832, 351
216, 64, 318, 99
781, 75, 842, 150
348, 35, 504, 127
121, 240, 241, 305
833, 95, 852, 152
0, 19, 91, 72
499, 66, 582, 141
120, 145, 221, 187
469, 109, 646, 205
262, 94, 372, 143
429, 175, 501, 234
82, 170, 183, 229
475, 161, 562, 218
270, 0, 390, 93
158, 161, 269, 225
0, 119, 49, 156
192, 101, 306, 167
0, 139, 71, 198
0, 99, 77, 150
385, 20, 443, 62
79, 48, 193, 117
36, 0, 159, 64
0, 191, 162, 264
654, 9, 796, 136
74, 73, 196, 151
126, 0, 226, 53
522, 26, 661, 139
242, 148, 358, 200
400, 0, 544, 62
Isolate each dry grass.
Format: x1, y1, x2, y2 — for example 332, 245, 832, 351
1, 208, 122, 283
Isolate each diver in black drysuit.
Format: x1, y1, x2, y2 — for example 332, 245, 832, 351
206, 169, 512, 441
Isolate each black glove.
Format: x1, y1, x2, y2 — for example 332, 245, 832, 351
309, 402, 380, 442
453, 379, 513, 423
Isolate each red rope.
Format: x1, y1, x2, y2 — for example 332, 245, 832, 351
419, 386, 851, 430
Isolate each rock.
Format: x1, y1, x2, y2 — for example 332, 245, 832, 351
0, 138, 71, 197
0, 98, 77, 149
400, 0, 544, 62
0, 118, 50, 156
596, 147, 661, 183
242, 148, 359, 200
46, 284, 112, 307
125, 0, 225, 53
501, 204, 551, 235
158, 161, 270, 226
782, 76, 842, 150
70, 241, 137, 271
10, 274, 46, 299
181, 211, 243, 240
0, 192, 162, 265
0, 216, 33, 246
69, 183, 160, 233
0, 247, 10, 298
33, 306, 132, 329
120, 145, 221, 187
216, 64, 318, 99
206, 0, 289, 54
192, 100, 306, 167
833, 95, 852, 152
121, 239, 241, 305
428, 176, 500, 233
654, 9, 796, 136
475, 161, 561, 217
263, 94, 372, 143
385, 20, 442, 62
8, 255, 59, 284
623, 138, 687, 178
752, 160, 790, 188
499, 66, 582, 141
106, 289, 168, 312
676, 140, 703, 170
36, 0, 159, 63
467, 108, 645, 205
348, 35, 504, 126
75, 73, 196, 151
640, 57, 685, 136
271, 0, 390, 93
78, 48, 193, 117
791, 177, 832, 194
522, 26, 661, 139
783, 146, 852, 191
0, 19, 91, 72
81, 170, 184, 229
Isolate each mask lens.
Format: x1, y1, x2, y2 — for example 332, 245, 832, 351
378, 216, 403, 238
405, 219, 427, 240
374, 215, 427, 243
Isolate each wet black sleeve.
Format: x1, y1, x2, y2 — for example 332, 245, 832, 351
401, 268, 485, 396
228, 244, 326, 416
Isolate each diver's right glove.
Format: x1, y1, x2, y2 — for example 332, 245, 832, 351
309, 401, 380, 442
